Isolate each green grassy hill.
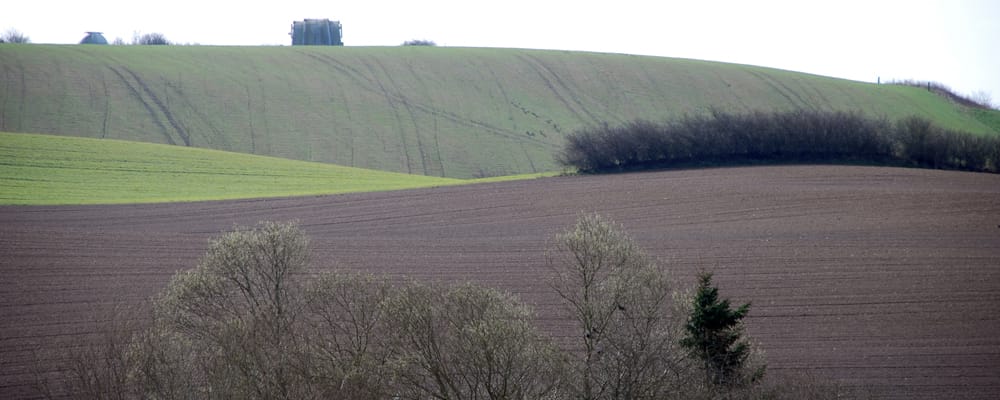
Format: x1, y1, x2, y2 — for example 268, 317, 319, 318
2, 44, 997, 178
0, 131, 467, 205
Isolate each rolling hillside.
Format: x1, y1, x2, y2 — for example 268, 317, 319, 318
0, 131, 463, 204
4, 166, 999, 398
1, 44, 997, 178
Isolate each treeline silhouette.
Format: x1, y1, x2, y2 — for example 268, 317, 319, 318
559, 110, 1000, 173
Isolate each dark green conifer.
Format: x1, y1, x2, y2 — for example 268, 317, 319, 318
681, 272, 761, 387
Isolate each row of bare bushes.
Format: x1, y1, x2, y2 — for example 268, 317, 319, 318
36, 219, 860, 400
888, 79, 995, 110
559, 110, 1000, 174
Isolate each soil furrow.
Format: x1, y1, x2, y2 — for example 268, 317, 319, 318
2, 166, 999, 399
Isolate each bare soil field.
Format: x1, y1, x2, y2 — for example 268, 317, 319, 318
2, 165, 999, 399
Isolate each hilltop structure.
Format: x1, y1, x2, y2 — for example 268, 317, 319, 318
79, 32, 108, 45
290, 19, 343, 46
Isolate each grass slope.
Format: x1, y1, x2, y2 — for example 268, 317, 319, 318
2, 44, 998, 178
0, 131, 468, 205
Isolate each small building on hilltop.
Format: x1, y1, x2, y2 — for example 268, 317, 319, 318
80, 32, 108, 45
290, 19, 343, 46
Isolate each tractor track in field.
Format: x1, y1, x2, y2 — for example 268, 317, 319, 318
748, 70, 814, 111
404, 61, 447, 177
359, 57, 413, 173
519, 54, 603, 125
107, 66, 177, 146
119, 67, 191, 147
2, 165, 1000, 399
372, 57, 429, 176
0, 62, 22, 132
300, 52, 554, 149
99, 72, 110, 139
163, 78, 229, 150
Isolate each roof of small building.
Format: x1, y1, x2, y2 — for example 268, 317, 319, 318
80, 32, 108, 45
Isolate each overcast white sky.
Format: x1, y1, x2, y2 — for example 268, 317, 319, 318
4, 0, 998, 106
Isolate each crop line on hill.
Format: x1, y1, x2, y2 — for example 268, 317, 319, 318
107, 66, 177, 146
303, 52, 553, 148
1, 64, 12, 131
256, 65, 273, 156
244, 86, 256, 154
162, 79, 229, 150
300, 52, 411, 170
517, 55, 587, 124
528, 54, 605, 124
101, 76, 111, 138
406, 62, 448, 176
520, 54, 602, 125
772, 75, 821, 111
4, 62, 28, 132
747, 70, 813, 111
375, 58, 430, 176
405, 62, 447, 177
361, 58, 413, 173
798, 76, 834, 107
520, 142, 537, 173
122, 68, 192, 147
485, 66, 519, 132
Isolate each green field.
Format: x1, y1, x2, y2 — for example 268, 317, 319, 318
0, 131, 474, 205
3, 44, 997, 179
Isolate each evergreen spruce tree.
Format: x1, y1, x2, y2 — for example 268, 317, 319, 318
681, 272, 762, 387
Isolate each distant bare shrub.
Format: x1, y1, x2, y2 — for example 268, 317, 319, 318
402, 39, 436, 46
1, 28, 30, 43
971, 91, 995, 110
384, 280, 566, 399
132, 32, 170, 45
559, 110, 1000, 174
888, 79, 995, 110
32, 304, 144, 400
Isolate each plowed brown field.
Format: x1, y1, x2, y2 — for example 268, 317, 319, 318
2, 165, 999, 399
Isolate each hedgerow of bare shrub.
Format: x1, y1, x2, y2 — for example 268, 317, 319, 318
384, 281, 566, 399
558, 110, 1000, 174
48, 221, 567, 399
889, 79, 996, 110
47, 219, 851, 399
132, 32, 170, 45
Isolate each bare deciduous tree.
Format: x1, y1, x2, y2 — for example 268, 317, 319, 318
548, 213, 692, 399
402, 39, 437, 46
132, 32, 170, 45
384, 281, 566, 400
155, 221, 313, 399
971, 90, 995, 110
2, 28, 30, 43
41, 218, 802, 399
302, 272, 394, 399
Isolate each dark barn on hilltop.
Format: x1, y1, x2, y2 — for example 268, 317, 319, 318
290, 19, 343, 46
